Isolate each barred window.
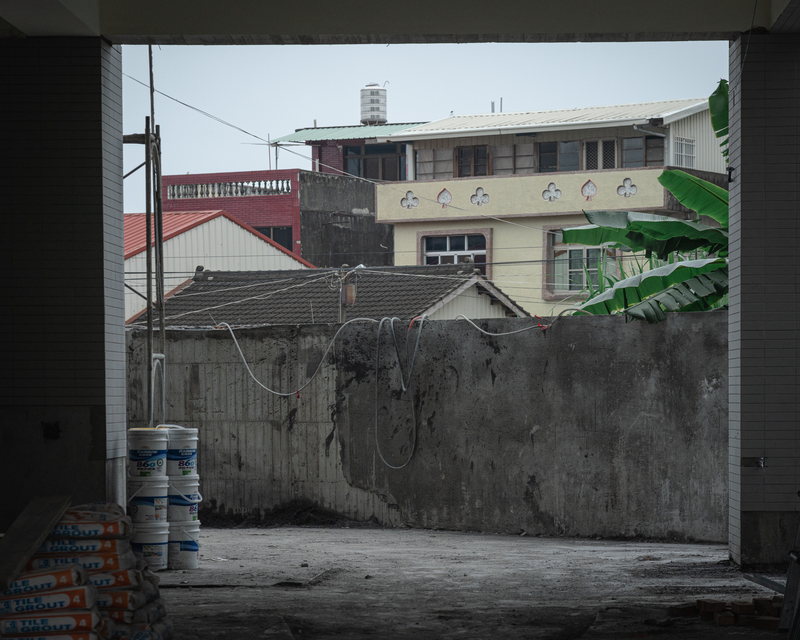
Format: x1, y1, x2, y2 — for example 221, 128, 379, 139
674, 137, 696, 168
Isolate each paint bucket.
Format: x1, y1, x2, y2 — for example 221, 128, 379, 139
130, 522, 169, 572
167, 476, 202, 522
156, 424, 199, 476
128, 429, 168, 478
127, 476, 169, 523
167, 521, 200, 570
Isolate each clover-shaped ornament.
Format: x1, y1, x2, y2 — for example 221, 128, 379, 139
617, 178, 638, 198
470, 187, 490, 206
542, 183, 562, 202
400, 191, 419, 209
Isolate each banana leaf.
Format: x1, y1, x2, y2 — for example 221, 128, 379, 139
624, 268, 728, 323
709, 79, 729, 158
657, 170, 729, 228
578, 258, 727, 315
562, 211, 728, 259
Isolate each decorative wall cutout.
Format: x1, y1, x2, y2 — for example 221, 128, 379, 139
617, 178, 638, 197
470, 187, 490, 206
542, 183, 562, 202
581, 180, 597, 201
437, 188, 453, 208
400, 191, 419, 209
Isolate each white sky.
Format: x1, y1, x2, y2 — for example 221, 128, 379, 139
122, 42, 729, 213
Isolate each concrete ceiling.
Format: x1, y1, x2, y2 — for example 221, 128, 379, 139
0, 0, 797, 44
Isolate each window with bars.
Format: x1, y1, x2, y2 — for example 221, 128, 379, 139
424, 234, 487, 275
585, 140, 617, 170
622, 136, 665, 168
674, 137, 696, 168
415, 149, 454, 180
456, 146, 488, 177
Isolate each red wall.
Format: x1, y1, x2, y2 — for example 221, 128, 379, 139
162, 169, 302, 256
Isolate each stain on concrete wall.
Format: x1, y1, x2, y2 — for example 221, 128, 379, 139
126, 311, 728, 541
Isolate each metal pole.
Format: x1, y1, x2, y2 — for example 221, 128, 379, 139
145, 117, 153, 426
155, 125, 166, 357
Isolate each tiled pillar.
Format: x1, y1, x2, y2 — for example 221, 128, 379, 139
728, 33, 800, 565
0, 38, 125, 527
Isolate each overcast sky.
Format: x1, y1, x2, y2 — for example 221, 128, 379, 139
122, 42, 729, 213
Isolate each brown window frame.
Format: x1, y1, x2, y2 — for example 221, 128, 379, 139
455, 145, 490, 177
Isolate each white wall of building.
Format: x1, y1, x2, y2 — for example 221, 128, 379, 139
125, 216, 310, 320
670, 109, 727, 174
429, 286, 513, 320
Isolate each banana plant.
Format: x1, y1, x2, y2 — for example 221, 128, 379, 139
709, 79, 729, 162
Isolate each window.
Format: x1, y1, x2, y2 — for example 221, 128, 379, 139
490, 143, 535, 175
539, 141, 580, 172
424, 234, 487, 275
553, 245, 602, 291
456, 146, 488, 177
345, 144, 406, 180
585, 140, 616, 170
254, 226, 293, 251
622, 136, 665, 168
674, 137, 696, 168
415, 149, 454, 180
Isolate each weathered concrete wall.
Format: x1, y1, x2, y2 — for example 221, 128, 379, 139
298, 171, 393, 268
127, 311, 728, 541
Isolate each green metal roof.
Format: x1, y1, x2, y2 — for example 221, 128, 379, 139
272, 122, 425, 144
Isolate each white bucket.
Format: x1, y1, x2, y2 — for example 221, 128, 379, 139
157, 424, 199, 476
127, 476, 169, 523
168, 521, 200, 570
128, 429, 168, 477
168, 476, 203, 522
130, 522, 169, 572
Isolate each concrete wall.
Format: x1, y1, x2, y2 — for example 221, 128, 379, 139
0, 37, 125, 529
127, 311, 728, 541
298, 170, 393, 268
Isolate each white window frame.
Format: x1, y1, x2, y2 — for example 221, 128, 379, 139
424, 234, 487, 270
674, 136, 696, 168
417, 228, 493, 279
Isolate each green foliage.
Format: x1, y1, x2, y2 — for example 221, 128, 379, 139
709, 79, 729, 161
657, 170, 729, 228
624, 269, 728, 323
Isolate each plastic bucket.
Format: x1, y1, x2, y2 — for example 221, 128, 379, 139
127, 476, 169, 523
168, 521, 200, 570
168, 476, 202, 522
128, 429, 168, 478
156, 425, 198, 476
130, 522, 169, 572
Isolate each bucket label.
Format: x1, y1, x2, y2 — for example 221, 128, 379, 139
130, 497, 167, 522
167, 447, 197, 475
129, 448, 166, 477
131, 542, 167, 571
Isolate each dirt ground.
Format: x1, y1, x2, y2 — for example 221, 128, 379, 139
157, 524, 785, 639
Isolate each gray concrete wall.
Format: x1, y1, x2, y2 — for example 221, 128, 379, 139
127, 311, 728, 541
298, 171, 393, 268
0, 38, 125, 530
728, 34, 800, 566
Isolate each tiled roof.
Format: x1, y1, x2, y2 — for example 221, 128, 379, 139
123, 210, 314, 267
130, 265, 528, 328
385, 99, 707, 141
271, 123, 426, 144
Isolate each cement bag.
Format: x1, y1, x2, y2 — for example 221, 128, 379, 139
96, 589, 148, 611
28, 549, 136, 573
151, 618, 173, 640
2, 568, 87, 597
50, 516, 132, 540
109, 622, 130, 639
1, 634, 99, 640
0, 585, 97, 617
88, 570, 143, 591
38, 539, 132, 556
130, 631, 158, 640
0, 609, 109, 636
68, 503, 126, 518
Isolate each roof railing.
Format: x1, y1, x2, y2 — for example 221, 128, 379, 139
166, 179, 291, 200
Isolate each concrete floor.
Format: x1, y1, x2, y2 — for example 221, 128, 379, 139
158, 526, 783, 639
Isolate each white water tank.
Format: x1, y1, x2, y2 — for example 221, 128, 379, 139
360, 83, 387, 125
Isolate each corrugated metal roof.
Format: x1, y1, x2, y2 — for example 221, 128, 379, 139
130, 265, 528, 328
386, 99, 708, 141
123, 211, 314, 267
272, 122, 426, 143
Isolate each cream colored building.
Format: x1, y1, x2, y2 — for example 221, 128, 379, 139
375, 98, 728, 316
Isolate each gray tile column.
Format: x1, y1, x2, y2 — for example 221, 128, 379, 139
0, 37, 125, 527
728, 33, 800, 565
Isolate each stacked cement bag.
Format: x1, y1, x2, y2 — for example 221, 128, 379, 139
0, 503, 173, 640
128, 426, 201, 571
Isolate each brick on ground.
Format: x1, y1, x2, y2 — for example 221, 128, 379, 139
736, 614, 755, 626
731, 601, 755, 615
668, 603, 698, 617
715, 612, 735, 627
753, 598, 774, 615
753, 616, 780, 631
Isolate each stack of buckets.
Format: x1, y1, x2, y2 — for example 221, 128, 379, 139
127, 425, 202, 571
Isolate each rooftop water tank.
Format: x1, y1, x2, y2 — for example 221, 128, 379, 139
360, 83, 387, 125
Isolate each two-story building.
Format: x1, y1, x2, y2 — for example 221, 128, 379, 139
371, 98, 728, 316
